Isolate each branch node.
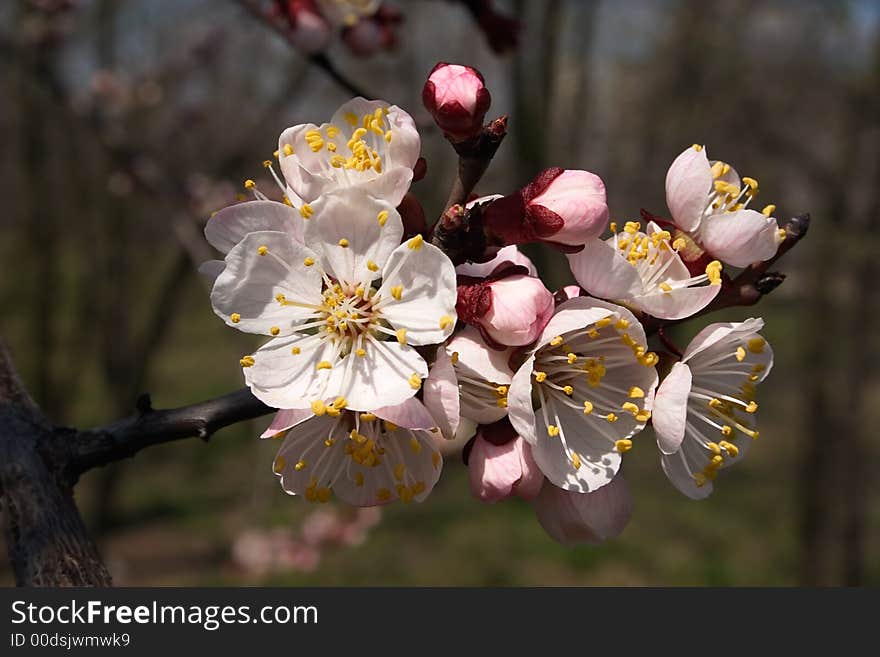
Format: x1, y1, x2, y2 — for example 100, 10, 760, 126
135, 393, 153, 415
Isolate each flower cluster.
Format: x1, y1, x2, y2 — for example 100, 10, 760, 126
202, 63, 786, 546
273, 0, 519, 58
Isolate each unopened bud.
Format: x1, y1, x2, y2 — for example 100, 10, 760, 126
422, 62, 492, 142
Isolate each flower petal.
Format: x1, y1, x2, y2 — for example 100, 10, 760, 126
277, 123, 335, 203
306, 188, 403, 285
261, 408, 315, 439
567, 238, 644, 302
629, 284, 720, 321
666, 145, 712, 231
245, 333, 337, 410
377, 241, 457, 346
661, 449, 713, 500
699, 209, 780, 267
652, 362, 692, 454
205, 200, 303, 254
211, 231, 323, 335
198, 259, 225, 283
332, 427, 442, 506
535, 295, 620, 347
423, 346, 460, 440
373, 396, 437, 430
534, 474, 632, 546
447, 326, 514, 384
531, 395, 622, 492
681, 318, 765, 362
455, 244, 537, 277
327, 337, 428, 411
508, 354, 539, 446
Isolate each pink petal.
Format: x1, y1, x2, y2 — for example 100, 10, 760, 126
534, 475, 633, 546
422, 347, 460, 439
699, 209, 780, 267
260, 408, 315, 439
651, 362, 692, 454
372, 397, 437, 430
631, 284, 720, 321
567, 238, 643, 301
666, 146, 712, 232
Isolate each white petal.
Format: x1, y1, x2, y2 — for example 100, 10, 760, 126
536, 296, 619, 347
652, 362, 692, 454
306, 189, 403, 285
377, 241, 457, 346
211, 231, 323, 335
661, 449, 713, 500
629, 284, 720, 321
423, 347, 460, 440
198, 259, 225, 283
275, 415, 345, 494
699, 209, 780, 267
531, 396, 622, 492
666, 145, 712, 231
507, 355, 539, 446
277, 123, 335, 203
245, 334, 337, 409
373, 397, 437, 430
327, 338, 428, 411
447, 326, 514, 384
567, 238, 644, 301
205, 200, 303, 254
682, 318, 765, 362
332, 426, 442, 506
456, 244, 538, 277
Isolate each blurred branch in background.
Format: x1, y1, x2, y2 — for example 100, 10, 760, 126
234, 0, 373, 98
0, 0, 878, 586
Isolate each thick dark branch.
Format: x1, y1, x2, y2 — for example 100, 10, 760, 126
234, 0, 373, 98
69, 388, 273, 476
0, 339, 111, 586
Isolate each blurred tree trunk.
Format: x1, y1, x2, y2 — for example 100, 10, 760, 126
800, 28, 879, 587
18, 0, 60, 416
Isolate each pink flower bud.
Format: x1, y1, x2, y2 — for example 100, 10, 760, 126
468, 424, 543, 503
282, 0, 332, 54
483, 168, 609, 249
457, 268, 554, 347
422, 62, 491, 142
341, 6, 401, 57
534, 475, 632, 546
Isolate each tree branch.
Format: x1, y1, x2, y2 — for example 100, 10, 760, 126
0, 339, 111, 586
68, 388, 273, 477
643, 213, 810, 334
234, 0, 373, 98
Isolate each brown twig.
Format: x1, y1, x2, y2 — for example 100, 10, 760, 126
642, 213, 810, 334
234, 0, 373, 99
68, 388, 273, 477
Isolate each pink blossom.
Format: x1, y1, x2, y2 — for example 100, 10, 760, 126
283, 0, 332, 54
534, 475, 633, 546
468, 424, 543, 503
456, 269, 554, 347
483, 168, 609, 249
422, 63, 491, 142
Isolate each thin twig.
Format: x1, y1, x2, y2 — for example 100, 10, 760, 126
234, 0, 373, 98
643, 213, 810, 334
68, 388, 273, 477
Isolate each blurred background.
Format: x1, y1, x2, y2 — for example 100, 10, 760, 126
1, 0, 878, 586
